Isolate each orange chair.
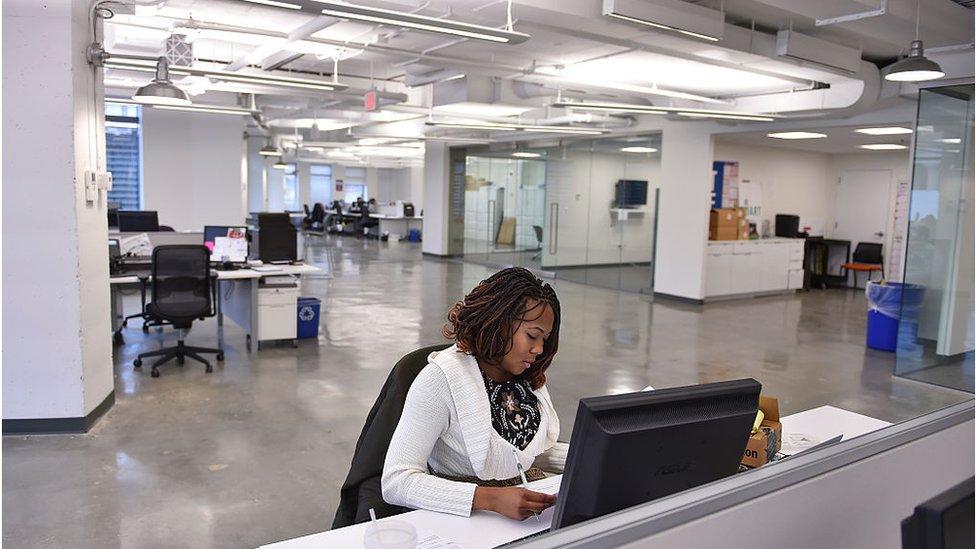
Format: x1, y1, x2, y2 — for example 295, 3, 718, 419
842, 243, 884, 288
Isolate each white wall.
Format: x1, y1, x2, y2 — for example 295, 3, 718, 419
3, 0, 114, 421
374, 167, 415, 203
713, 142, 835, 236
142, 109, 247, 230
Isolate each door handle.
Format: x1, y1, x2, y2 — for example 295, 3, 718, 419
549, 203, 559, 254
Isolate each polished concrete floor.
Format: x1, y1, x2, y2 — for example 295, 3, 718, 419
3, 236, 972, 548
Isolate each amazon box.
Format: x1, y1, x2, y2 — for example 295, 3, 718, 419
710, 208, 740, 241
741, 396, 782, 468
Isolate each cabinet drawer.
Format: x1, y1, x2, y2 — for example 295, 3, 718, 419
258, 287, 299, 306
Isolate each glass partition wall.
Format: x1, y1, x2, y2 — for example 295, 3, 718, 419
896, 84, 974, 392
459, 134, 661, 294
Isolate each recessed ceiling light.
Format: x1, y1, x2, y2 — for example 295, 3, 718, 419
242, 0, 301, 9
512, 152, 541, 158
938, 138, 962, 144
677, 112, 775, 122
620, 146, 658, 153
433, 102, 535, 117
855, 127, 913, 135
859, 144, 907, 150
767, 132, 827, 140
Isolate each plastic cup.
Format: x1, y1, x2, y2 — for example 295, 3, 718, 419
363, 519, 417, 549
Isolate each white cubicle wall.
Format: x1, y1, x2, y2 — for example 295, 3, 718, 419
514, 401, 974, 549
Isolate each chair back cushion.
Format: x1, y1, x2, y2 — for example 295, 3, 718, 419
151, 245, 212, 320
332, 343, 453, 528
852, 242, 883, 264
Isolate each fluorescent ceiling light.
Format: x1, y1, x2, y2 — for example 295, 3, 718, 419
105, 58, 347, 92
677, 112, 774, 122
767, 132, 827, 140
620, 146, 658, 153
272, 160, 290, 169
536, 67, 725, 104
433, 102, 535, 117
512, 152, 541, 158
855, 127, 913, 135
153, 105, 254, 116
602, 0, 723, 42
859, 144, 907, 150
938, 138, 961, 144
313, 1, 530, 44
552, 100, 776, 121
242, 0, 301, 9
425, 120, 607, 135
604, 12, 719, 41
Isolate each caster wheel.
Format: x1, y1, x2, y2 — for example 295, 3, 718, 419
142, 324, 149, 334
133, 358, 142, 368
151, 369, 160, 378
216, 352, 225, 361
177, 356, 185, 366
206, 364, 213, 373
246, 335, 252, 352
114, 332, 124, 345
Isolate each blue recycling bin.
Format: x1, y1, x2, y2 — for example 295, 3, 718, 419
865, 282, 924, 352
296, 297, 321, 339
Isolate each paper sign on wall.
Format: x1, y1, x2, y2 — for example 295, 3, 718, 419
739, 179, 763, 230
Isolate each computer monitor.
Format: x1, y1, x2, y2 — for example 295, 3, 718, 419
108, 202, 121, 228
902, 478, 974, 549
615, 179, 648, 208
550, 378, 761, 530
204, 226, 249, 264
257, 213, 297, 263
117, 210, 160, 232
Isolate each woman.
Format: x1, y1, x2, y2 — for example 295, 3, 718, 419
382, 268, 566, 521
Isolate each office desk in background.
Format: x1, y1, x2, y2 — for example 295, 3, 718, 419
110, 264, 321, 351
260, 406, 892, 549
369, 214, 422, 240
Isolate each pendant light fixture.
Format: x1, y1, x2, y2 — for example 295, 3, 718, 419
132, 57, 191, 106
884, 0, 944, 82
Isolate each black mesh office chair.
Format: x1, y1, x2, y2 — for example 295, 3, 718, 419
133, 245, 224, 378
532, 225, 544, 260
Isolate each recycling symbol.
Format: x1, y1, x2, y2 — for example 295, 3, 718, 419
299, 306, 315, 321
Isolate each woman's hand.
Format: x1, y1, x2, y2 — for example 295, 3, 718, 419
473, 486, 557, 520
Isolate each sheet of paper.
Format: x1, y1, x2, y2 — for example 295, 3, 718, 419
415, 530, 462, 549
527, 475, 562, 495
212, 236, 247, 261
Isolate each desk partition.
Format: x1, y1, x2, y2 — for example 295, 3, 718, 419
512, 401, 974, 549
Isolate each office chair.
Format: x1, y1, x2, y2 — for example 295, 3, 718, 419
132, 245, 224, 378
841, 242, 884, 288
532, 225, 544, 260
333, 343, 452, 528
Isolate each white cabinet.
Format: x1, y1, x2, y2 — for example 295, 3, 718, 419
257, 280, 299, 341
705, 239, 804, 298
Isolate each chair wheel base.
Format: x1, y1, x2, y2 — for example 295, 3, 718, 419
216, 352, 224, 361
133, 358, 142, 368
151, 369, 160, 378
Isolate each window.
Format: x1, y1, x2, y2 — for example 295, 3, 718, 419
343, 166, 367, 202
105, 102, 142, 210
282, 164, 299, 211
310, 164, 332, 205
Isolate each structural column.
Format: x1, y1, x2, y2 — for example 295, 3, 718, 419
2, 0, 115, 432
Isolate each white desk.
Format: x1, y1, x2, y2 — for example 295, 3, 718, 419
260, 406, 891, 548
109, 264, 321, 351
369, 214, 422, 240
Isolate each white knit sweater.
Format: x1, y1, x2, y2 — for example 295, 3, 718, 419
381, 345, 567, 517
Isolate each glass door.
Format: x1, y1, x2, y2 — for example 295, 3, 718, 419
895, 83, 974, 393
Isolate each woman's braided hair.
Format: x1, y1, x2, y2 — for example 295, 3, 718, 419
443, 267, 560, 389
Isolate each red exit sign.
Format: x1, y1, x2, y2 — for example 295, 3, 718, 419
364, 89, 378, 112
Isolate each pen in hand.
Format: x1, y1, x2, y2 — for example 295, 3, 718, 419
511, 448, 540, 522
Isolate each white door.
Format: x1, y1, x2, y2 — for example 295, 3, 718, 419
833, 169, 892, 268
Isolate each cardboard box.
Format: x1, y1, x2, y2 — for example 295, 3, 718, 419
738, 217, 749, 240
741, 396, 782, 468
710, 208, 740, 241
710, 225, 739, 241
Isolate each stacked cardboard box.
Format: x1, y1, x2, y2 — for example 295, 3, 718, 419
710, 207, 749, 241
709, 208, 739, 240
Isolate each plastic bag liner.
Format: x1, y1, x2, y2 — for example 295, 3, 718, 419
865, 282, 925, 320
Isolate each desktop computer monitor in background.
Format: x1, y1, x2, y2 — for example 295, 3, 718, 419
901, 478, 974, 549
257, 213, 297, 263
550, 378, 761, 531
204, 226, 249, 264
117, 210, 160, 232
